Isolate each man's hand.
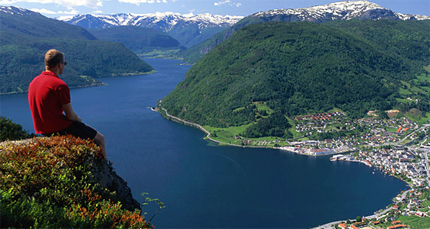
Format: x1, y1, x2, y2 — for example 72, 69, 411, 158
62, 103, 82, 122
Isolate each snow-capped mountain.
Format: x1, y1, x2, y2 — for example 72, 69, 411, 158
180, 0, 429, 63
251, 1, 430, 22
0, 5, 41, 16
60, 12, 244, 32
61, 12, 243, 47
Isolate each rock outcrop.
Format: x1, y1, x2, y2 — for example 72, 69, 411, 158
0, 137, 140, 211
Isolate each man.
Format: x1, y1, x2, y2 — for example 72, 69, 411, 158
28, 49, 106, 158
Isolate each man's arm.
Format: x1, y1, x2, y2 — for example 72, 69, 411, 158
62, 103, 82, 122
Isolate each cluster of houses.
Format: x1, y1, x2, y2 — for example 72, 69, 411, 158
338, 220, 408, 229
393, 189, 430, 218
355, 148, 428, 188
295, 111, 345, 121
281, 140, 352, 156
295, 115, 419, 146
288, 114, 429, 228
333, 147, 430, 228
234, 137, 274, 146
295, 112, 347, 133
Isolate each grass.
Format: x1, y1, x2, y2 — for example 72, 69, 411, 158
410, 112, 430, 125
421, 200, 430, 208
203, 124, 291, 147
398, 215, 430, 229
416, 73, 430, 82
232, 107, 245, 113
253, 101, 273, 114
203, 124, 250, 145
385, 127, 399, 132
137, 48, 182, 59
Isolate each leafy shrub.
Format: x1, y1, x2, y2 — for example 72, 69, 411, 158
0, 135, 151, 228
0, 116, 32, 141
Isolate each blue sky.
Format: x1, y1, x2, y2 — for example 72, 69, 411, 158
1, 0, 429, 18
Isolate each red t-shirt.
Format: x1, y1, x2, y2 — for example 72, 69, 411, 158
28, 71, 73, 134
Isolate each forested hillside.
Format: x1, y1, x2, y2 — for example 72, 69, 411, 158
161, 20, 430, 137
0, 6, 153, 94
90, 26, 184, 54
177, 1, 430, 64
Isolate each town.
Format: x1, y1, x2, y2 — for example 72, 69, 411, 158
163, 106, 430, 228
248, 112, 430, 229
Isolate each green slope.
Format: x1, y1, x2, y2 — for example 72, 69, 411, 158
90, 26, 183, 54
161, 21, 430, 135
0, 7, 154, 94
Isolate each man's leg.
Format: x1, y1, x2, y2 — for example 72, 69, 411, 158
58, 121, 107, 159
94, 132, 106, 158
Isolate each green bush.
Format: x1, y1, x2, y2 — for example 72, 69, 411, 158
0, 136, 151, 228
0, 116, 32, 141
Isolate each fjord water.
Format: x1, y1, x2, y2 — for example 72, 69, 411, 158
1, 58, 408, 228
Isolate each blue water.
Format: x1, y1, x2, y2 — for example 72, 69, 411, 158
0, 58, 408, 228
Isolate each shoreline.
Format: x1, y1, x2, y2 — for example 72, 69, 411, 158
155, 106, 417, 228
155, 106, 273, 149
1, 70, 155, 95
155, 106, 352, 154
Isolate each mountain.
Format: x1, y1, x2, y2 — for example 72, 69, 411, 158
0, 6, 153, 94
250, 1, 430, 22
89, 26, 184, 54
179, 0, 430, 63
60, 13, 243, 47
160, 20, 430, 137
0, 6, 97, 43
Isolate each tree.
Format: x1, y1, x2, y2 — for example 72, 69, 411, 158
0, 116, 32, 141
356, 216, 362, 222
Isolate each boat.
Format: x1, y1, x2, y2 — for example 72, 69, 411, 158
330, 154, 343, 161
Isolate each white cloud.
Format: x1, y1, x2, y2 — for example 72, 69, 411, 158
30, 7, 78, 15
93, 10, 103, 14
118, 0, 167, 5
1, 0, 102, 8
214, 0, 241, 7
214, 0, 230, 6
30, 7, 57, 14
0, 0, 16, 4
58, 9, 78, 14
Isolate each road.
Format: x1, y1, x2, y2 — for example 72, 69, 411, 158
424, 149, 430, 185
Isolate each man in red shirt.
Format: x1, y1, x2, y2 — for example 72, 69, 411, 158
28, 49, 106, 158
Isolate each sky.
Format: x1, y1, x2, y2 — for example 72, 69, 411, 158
1, 0, 429, 18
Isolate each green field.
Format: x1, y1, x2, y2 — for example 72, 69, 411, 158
203, 124, 290, 147
398, 215, 430, 229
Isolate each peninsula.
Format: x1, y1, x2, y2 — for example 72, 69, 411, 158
157, 103, 430, 228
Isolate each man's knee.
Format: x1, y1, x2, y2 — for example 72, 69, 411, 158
94, 132, 106, 158
95, 132, 105, 144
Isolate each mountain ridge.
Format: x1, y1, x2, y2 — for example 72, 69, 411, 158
178, 0, 430, 63
89, 26, 183, 54
161, 20, 430, 134
0, 5, 153, 94
251, 1, 430, 21
60, 12, 243, 31
0, 5, 40, 16
60, 12, 243, 47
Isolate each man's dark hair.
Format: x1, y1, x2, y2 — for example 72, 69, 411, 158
45, 49, 64, 68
